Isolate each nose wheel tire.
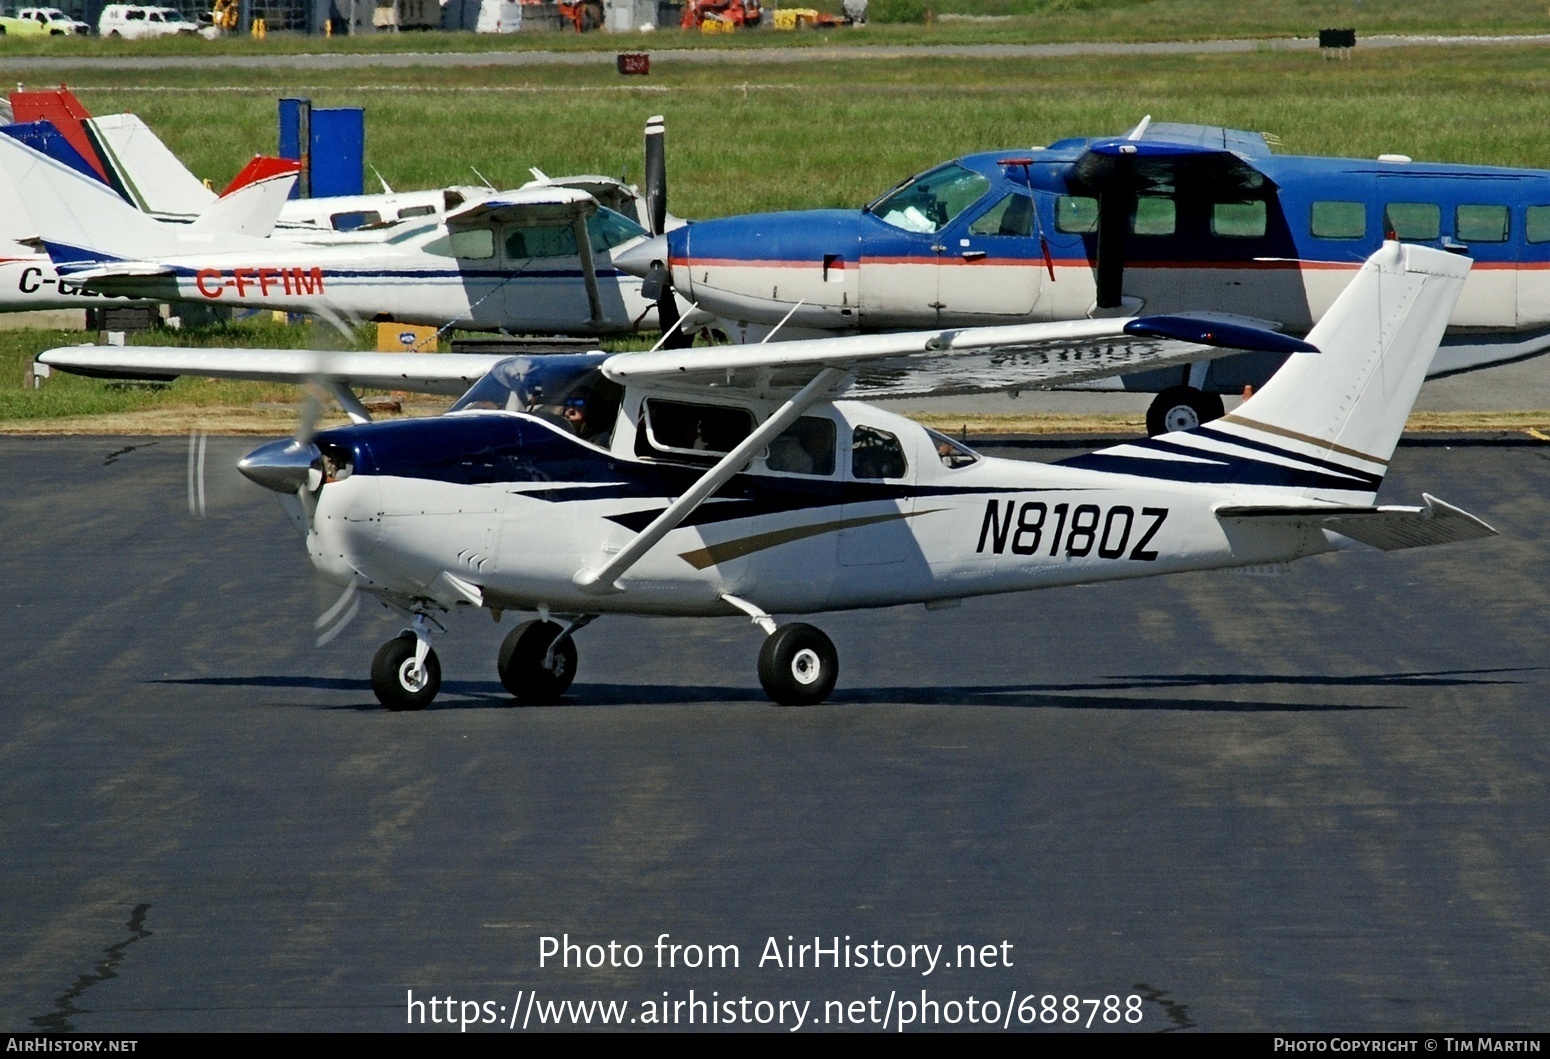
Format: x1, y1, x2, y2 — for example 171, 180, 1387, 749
758, 623, 838, 706
371, 632, 441, 711
1145, 386, 1225, 437
498, 620, 578, 703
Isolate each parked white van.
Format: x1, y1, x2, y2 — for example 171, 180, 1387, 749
98, 4, 199, 38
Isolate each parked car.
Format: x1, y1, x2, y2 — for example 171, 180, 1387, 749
17, 7, 91, 33
98, 4, 198, 38
0, 11, 48, 34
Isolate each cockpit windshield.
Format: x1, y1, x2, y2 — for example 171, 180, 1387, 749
867, 163, 992, 234
449, 353, 622, 446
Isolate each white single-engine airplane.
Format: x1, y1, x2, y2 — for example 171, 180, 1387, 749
0, 118, 680, 337
40, 242, 1495, 710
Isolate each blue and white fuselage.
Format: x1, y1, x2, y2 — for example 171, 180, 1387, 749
620, 122, 1550, 393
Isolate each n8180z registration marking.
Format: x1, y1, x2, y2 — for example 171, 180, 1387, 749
975, 499, 1168, 561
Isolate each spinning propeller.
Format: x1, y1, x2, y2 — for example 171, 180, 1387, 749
231, 351, 367, 646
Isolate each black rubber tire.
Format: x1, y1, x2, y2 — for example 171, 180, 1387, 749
1145, 385, 1225, 437
758, 623, 838, 706
371, 632, 441, 711
497, 620, 577, 703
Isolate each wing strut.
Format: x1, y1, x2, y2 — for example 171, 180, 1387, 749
573, 365, 849, 594
572, 212, 605, 328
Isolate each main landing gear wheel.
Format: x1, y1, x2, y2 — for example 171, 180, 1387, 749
758, 623, 838, 707
1145, 385, 1225, 437
371, 632, 441, 711
498, 620, 577, 703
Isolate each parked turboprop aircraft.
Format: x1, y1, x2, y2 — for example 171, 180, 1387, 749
614, 118, 1550, 433
38, 242, 1494, 709
0, 122, 676, 337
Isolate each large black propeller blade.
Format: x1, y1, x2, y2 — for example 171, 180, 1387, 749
642, 114, 693, 348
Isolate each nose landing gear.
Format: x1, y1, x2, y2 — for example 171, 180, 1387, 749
371, 614, 442, 711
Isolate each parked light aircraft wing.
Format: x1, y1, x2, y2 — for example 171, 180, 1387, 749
36, 347, 508, 397
38, 311, 1308, 404
602, 313, 1313, 399
443, 186, 596, 227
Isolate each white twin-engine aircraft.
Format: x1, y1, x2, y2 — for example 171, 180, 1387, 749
41, 242, 1497, 710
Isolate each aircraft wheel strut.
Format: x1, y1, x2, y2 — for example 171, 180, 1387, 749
1146, 385, 1224, 437
758, 623, 838, 707
498, 620, 577, 703
371, 632, 441, 711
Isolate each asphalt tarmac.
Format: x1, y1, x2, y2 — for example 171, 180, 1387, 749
3, 432, 1549, 1033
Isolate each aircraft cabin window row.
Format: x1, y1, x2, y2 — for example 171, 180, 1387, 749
1055, 193, 1550, 246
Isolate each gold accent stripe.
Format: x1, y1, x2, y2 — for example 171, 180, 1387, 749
1218, 413, 1389, 468
678, 509, 940, 570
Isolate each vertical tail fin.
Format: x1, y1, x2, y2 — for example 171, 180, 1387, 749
84, 114, 219, 216
0, 132, 183, 270
1067, 242, 1470, 504
1222, 241, 1469, 472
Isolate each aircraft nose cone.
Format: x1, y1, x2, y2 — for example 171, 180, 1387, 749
612, 233, 669, 279
238, 438, 320, 494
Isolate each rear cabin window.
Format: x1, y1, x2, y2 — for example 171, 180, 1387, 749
397, 205, 437, 220
1056, 195, 1098, 234
1456, 204, 1509, 243
765, 417, 836, 476
1383, 202, 1441, 241
1311, 200, 1365, 239
851, 426, 907, 480
1211, 200, 1267, 238
424, 228, 494, 260
636, 399, 755, 465
330, 210, 380, 232
1131, 197, 1176, 236
968, 194, 1034, 237
1528, 206, 1550, 244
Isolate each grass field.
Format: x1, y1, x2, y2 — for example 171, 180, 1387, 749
0, 0, 1540, 48
7, 29, 1550, 428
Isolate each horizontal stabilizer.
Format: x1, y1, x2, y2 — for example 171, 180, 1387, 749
1124, 314, 1317, 356
1216, 493, 1497, 551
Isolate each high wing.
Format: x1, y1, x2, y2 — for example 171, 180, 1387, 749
602, 313, 1314, 399
36, 346, 509, 397
39, 311, 1310, 402
444, 186, 596, 227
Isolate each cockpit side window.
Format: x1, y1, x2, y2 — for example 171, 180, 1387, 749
505, 224, 578, 260
927, 429, 979, 469
588, 208, 647, 252
968, 193, 1035, 237
868, 163, 991, 234
851, 425, 908, 480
